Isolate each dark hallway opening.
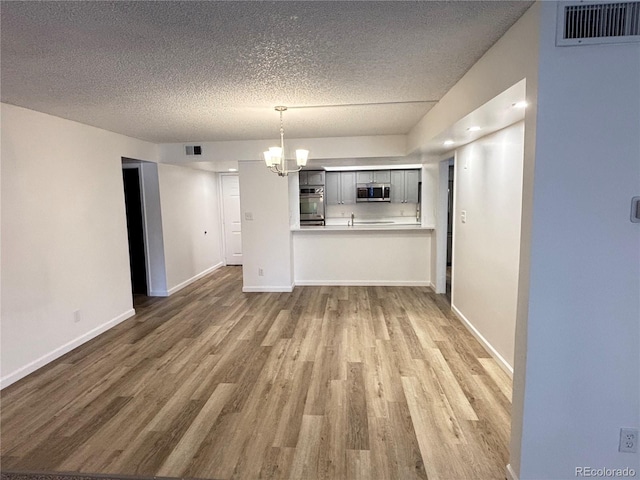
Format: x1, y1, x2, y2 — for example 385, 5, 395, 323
122, 167, 148, 296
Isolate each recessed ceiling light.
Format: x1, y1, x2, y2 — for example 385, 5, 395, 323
228, 168, 237, 172
512, 101, 528, 109
444, 140, 455, 147
467, 126, 481, 132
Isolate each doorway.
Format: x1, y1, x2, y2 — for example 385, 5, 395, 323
122, 167, 148, 295
446, 163, 455, 299
221, 174, 242, 265
435, 157, 455, 295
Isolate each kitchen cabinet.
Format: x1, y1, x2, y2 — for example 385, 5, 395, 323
390, 169, 420, 204
326, 171, 356, 205
299, 170, 325, 186
356, 170, 391, 184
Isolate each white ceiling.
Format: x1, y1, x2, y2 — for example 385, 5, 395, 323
0, 1, 533, 144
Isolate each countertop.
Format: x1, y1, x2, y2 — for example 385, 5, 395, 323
292, 217, 434, 232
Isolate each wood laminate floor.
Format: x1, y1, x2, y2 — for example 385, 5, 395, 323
1, 267, 512, 480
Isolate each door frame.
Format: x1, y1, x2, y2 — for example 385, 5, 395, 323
219, 173, 242, 266
435, 156, 455, 295
121, 158, 168, 296
122, 162, 150, 295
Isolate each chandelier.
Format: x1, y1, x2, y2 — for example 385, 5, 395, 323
263, 106, 309, 176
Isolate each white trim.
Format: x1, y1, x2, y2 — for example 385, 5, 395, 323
166, 262, 224, 296
0, 308, 136, 390
243, 285, 295, 293
219, 173, 239, 267
506, 463, 519, 480
435, 158, 450, 294
451, 304, 514, 377
149, 289, 169, 297
294, 280, 431, 287
429, 281, 436, 291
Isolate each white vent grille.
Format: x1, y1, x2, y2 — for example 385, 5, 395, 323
557, 1, 640, 45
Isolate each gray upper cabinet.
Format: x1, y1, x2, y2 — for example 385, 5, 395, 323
300, 170, 325, 186
390, 170, 405, 203
341, 172, 356, 204
326, 171, 356, 205
356, 171, 373, 184
404, 170, 420, 203
390, 169, 420, 203
356, 170, 390, 184
325, 172, 340, 205
374, 170, 391, 183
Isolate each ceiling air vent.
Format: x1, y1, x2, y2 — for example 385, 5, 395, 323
557, 1, 640, 45
185, 145, 202, 156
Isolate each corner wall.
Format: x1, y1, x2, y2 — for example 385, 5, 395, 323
452, 122, 524, 373
238, 161, 293, 292
517, 3, 640, 477
0, 103, 158, 387
158, 164, 224, 294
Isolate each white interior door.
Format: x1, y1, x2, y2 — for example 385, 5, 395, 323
221, 174, 242, 265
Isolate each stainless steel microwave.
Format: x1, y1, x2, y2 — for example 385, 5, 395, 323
356, 183, 390, 202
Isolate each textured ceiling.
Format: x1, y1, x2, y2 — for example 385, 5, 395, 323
1, 1, 532, 143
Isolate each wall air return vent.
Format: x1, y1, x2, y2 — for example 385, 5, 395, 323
185, 145, 202, 156
557, 1, 640, 45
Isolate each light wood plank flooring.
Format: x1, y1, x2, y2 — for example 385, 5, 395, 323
1, 266, 512, 480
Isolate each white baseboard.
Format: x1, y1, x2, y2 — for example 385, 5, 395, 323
451, 304, 514, 377
0, 308, 136, 390
243, 285, 295, 293
506, 463, 519, 480
148, 289, 169, 297
166, 262, 224, 296
294, 280, 431, 287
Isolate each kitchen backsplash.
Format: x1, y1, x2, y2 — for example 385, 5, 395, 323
326, 202, 418, 220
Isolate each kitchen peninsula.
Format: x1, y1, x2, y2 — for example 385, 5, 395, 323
292, 167, 434, 287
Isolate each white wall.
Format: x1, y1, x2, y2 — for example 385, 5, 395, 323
0, 103, 158, 387
159, 134, 407, 166
293, 230, 432, 286
421, 163, 438, 229
516, 3, 640, 478
157, 164, 223, 294
239, 161, 293, 292
139, 162, 168, 296
451, 122, 524, 373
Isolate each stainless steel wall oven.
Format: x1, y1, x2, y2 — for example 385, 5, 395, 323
300, 186, 325, 225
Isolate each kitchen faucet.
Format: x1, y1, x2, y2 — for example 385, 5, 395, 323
348, 212, 355, 226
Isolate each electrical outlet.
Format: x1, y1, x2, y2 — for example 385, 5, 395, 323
73, 310, 81, 323
619, 428, 638, 453
244, 212, 253, 221
258, 268, 264, 277
461, 210, 467, 223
